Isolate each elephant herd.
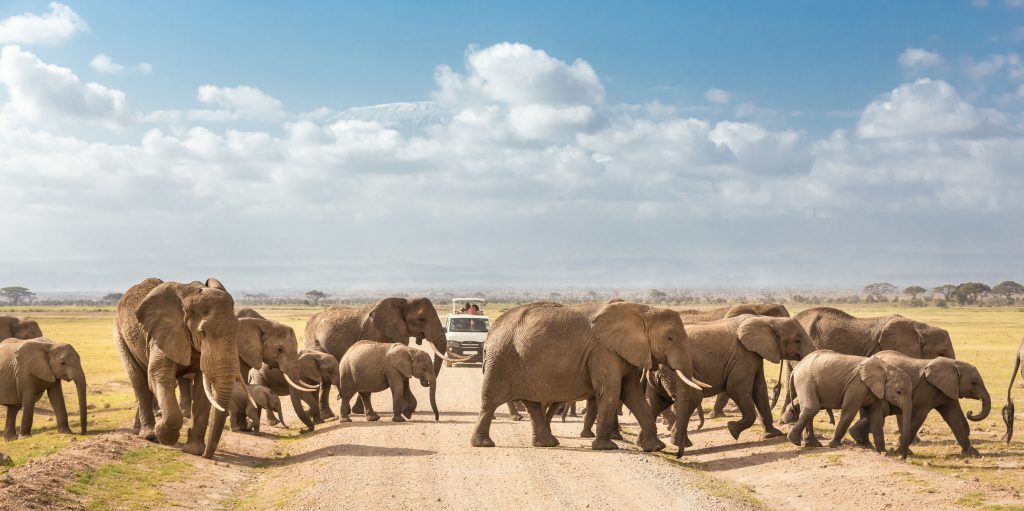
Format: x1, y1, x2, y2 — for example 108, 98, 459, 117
1, 279, 1022, 468
472, 300, 1012, 461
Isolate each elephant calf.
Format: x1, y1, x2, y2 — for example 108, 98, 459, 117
787, 350, 913, 458
338, 341, 438, 422
228, 382, 286, 433
0, 338, 88, 440
849, 351, 990, 458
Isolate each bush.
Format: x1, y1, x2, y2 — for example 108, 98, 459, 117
934, 298, 948, 308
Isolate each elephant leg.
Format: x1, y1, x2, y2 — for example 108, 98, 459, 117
290, 391, 316, 431
867, 404, 886, 453
360, 392, 379, 421
826, 408, 836, 424
401, 379, 417, 419
848, 412, 872, 447
592, 380, 622, 451
752, 366, 783, 438
47, 383, 72, 434
388, 374, 408, 422
523, 401, 558, 447
672, 394, 699, 454
202, 410, 228, 459
506, 401, 523, 421
339, 387, 354, 422
18, 391, 36, 438
302, 391, 323, 424
829, 398, 861, 448
177, 376, 192, 419
5, 405, 19, 441
471, 400, 500, 448
937, 401, 977, 458
319, 386, 335, 419
724, 380, 757, 440
788, 401, 820, 447
711, 392, 730, 418
580, 397, 597, 438
183, 372, 211, 456
252, 407, 262, 434
151, 366, 183, 446
621, 374, 665, 452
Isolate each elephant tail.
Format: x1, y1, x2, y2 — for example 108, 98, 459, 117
1004, 347, 1021, 444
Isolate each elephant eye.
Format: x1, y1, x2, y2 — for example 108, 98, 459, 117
277, 346, 283, 353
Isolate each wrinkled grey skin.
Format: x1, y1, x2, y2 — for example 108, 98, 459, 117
249, 353, 323, 432
228, 382, 286, 433
297, 349, 341, 421
472, 300, 698, 452
304, 298, 449, 416
646, 315, 813, 455
780, 307, 957, 424
114, 278, 240, 459
0, 337, 87, 440
848, 351, 990, 458
338, 342, 438, 422
1004, 339, 1024, 444
787, 350, 914, 458
0, 316, 44, 341
675, 304, 792, 423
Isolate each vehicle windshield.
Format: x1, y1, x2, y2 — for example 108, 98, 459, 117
448, 317, 489, 332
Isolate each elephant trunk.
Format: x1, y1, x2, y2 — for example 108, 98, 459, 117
967, 388, 991, 422
74, 374, 88, 435
428, 370, 439, 421
1005, 354, 1021, 443
203, 351, 238, 412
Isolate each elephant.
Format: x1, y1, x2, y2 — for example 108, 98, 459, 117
177, 315, 316, 420
0, 316, 43, 340
471, 300, 706, 452
114, 277, 240, 458
780, 307, 956, 423
297, 349, 341, 421
646, 315, 813, 454
1002, 339, 1024, 443
786, 350, 913, 458
228, 381, 286, 433
847, 351, 990, 457
235, 308, 265, 319
677, 304, 792, 421
249, 352, 325, 432
338, 341, 438, 422
304, 297, 465, 415
0, 338, 87, 440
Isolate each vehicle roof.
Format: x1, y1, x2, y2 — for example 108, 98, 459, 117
446, 314, 490, 319
451, 297, 487, 304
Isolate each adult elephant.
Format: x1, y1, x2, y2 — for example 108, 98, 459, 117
114, 278, 239, 458
647, 315, 812, 454
304, 297, 465, 414
849, 351, 990, 457
678, 304, 791, 420
1004, 339, 1024, 443
0, 316, 43, 340
0, 338, 87, 439
779, 307, 956, 423
471, 300, 706, 451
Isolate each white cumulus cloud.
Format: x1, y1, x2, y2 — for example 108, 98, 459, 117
0, 2, 87, 45
898, 48, 943, 76
704, 87, 732, 105
89, 53, 153, 75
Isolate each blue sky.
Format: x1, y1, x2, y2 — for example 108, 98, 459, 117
0, 1, 1023, 292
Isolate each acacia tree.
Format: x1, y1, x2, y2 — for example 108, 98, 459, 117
863, 282, 897, 301
102, 292, 124, 304
992, 281, 1024, 303
305, 290, 328, 306
933, 284, 957, 301
954, 282, 991, 305
903, 286, 926, 301
0, 287, 35, 305
648, 289, 667, 302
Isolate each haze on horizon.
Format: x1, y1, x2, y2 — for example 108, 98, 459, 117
1, 2, 1022, 293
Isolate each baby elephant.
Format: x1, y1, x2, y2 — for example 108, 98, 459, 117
228, 382, 287, 433
849, 351, 990, 458
787, 350, 913, 457
0, 337, 88, 440
338, 341, 438, 422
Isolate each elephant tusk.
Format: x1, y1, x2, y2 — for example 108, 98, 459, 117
426, 342, 469, 362
284, 373, 319, 392
203, 374, 227, 412
675, 370, 705, 391
447, 350, 474, 361
694, 378, 713, 389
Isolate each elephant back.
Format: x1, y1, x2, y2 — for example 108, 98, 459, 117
303, 305, 371, 360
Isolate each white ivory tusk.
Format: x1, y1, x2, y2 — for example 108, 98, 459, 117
284, 373, 319, 392
426, 342, 469, 362
675, 370, 705, 391
203, 374, 227, 412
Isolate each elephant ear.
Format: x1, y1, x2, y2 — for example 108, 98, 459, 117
15, 319, 42, 339
15, 340, 56, 383
136, 283, 193, 366
204, 277, 227, 291
924, 358, 960, 400
858, 358, 887, 400
879, 316, 922, 357
386, 346, 414, 378
368, 298, 410, 343
0, 316, 15, 339
737, 317, 781, 364
252, 385, 274, 408
590, 302, 653, 370
236, 318, 267, 371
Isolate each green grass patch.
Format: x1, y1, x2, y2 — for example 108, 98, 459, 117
66, 446, 188, 511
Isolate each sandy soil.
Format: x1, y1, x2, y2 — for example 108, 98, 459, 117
4, 351, 1023, 510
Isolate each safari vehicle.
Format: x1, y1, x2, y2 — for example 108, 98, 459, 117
444, 298, 489, 366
